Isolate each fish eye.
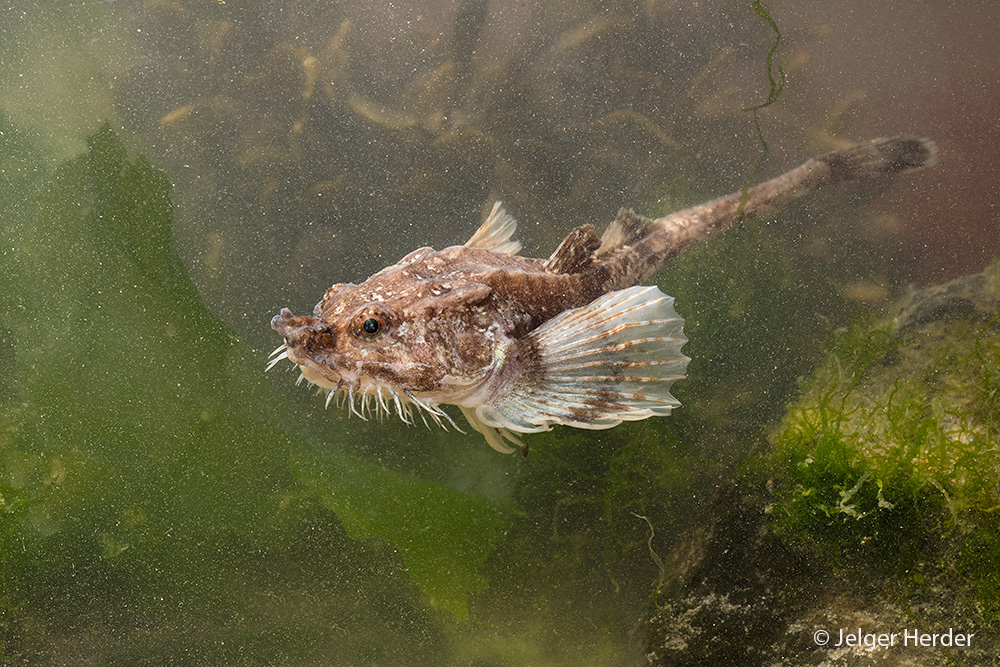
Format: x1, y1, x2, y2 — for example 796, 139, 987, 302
352, 309, 391, 339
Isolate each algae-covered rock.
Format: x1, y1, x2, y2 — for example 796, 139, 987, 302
768, 264, 1000, 583
641, 265, 1000, 666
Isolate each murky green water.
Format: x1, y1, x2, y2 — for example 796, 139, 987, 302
2, 1, 998, 664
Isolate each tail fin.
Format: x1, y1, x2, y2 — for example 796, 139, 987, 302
822, 136, 938, 182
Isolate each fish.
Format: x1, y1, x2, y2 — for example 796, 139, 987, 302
269, 136, 938, 454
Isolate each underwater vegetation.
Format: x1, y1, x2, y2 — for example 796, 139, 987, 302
765, 264, 1000, 607
641, 266, 1000, 665
0, 119, 507, 661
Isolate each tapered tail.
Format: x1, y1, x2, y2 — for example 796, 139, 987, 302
593, 136, 938, 288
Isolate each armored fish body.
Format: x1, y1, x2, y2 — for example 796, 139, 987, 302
270, 136, 938, 453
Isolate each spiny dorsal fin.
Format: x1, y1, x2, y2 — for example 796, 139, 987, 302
595, 208, 650, 256
474, 286, 688, 434
542, 224, 601, 274
465, 201, 521, 255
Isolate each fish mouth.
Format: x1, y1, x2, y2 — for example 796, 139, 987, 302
267, 308, 461, 430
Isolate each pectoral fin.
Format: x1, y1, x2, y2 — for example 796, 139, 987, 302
465, 201, 521, 255
475, 286, 689, 434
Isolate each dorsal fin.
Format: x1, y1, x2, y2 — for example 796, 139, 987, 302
595, 208, 650, 256
542, 224, 601, 274
465, 201, 521, 255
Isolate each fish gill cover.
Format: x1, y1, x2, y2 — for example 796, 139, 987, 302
0, 118, 505, 628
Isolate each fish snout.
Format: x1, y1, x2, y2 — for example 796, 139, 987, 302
271, 309, 336, 352
271, 308, 308, 336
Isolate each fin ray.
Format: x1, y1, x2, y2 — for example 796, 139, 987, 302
595, 208, 650, 256
542, 224, 600, 273
475, 286, 688, 433
465, 201, 522, 255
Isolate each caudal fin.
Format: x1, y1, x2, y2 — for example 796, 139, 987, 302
821, 136, 938, 182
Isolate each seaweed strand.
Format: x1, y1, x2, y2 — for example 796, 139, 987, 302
738, 0, 786, 217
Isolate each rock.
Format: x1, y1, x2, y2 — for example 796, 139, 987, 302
641, 264, 1000, 666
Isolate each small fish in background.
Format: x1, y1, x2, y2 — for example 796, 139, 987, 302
269, 136, 938, 454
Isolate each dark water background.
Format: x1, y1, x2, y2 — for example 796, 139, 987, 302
1, 1, 997, 664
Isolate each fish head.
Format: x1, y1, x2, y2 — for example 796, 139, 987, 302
269, 301, 445, 397
270, 259, 509, 410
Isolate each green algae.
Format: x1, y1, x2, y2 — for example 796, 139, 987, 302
0, 116, 506, 660
739, 0, 787, 218
759, 266, 1000, 614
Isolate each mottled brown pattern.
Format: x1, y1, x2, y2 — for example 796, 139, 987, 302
543, 225, 601, 274
270, 136, 937, 450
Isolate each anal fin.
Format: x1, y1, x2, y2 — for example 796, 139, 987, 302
475, 286, 689, 433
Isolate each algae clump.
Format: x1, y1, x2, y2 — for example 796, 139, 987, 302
765, 263, 1000, 613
